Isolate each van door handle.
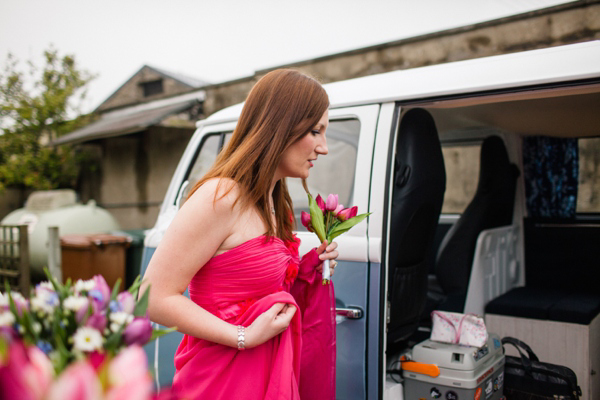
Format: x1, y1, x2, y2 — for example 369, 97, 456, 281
336, 307, 363, 319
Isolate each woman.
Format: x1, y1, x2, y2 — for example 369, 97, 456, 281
142, 69, 338, 399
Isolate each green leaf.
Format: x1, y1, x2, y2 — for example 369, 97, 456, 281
110, 278, 121, 302
328, 212, 371, 241
133, 285, 150, 317
150, 326, 177, 341
307, 193, 326, 242
127, 275, 142, 296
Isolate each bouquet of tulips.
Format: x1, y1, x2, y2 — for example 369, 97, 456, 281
301, 193, 370, 284
0, 269, 173, 376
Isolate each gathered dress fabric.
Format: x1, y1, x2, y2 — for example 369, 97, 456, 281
171, 235, 336, 400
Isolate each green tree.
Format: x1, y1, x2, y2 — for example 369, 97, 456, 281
0, 47, 96, 191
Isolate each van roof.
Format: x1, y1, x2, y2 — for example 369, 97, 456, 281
204, 41, 600, 126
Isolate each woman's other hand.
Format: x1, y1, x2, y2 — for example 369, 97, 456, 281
245, 303, 296, 348
316, 240, 339, 276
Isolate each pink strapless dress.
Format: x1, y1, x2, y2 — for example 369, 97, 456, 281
171, 235, 336, 400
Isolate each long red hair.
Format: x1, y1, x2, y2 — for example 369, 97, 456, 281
187, 69, 329, 242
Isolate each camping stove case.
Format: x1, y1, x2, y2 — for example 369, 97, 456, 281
403, 333, 505, 400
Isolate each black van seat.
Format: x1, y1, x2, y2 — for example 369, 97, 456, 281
432, 135, 519, 312
486, 287, 600, 325
387, 108, 446, 347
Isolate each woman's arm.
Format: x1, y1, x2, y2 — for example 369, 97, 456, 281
140, 179, 294, 348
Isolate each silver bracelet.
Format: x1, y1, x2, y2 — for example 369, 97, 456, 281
237, 325, 246, 350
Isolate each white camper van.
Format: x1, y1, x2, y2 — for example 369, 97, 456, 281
141, 41, 600, 399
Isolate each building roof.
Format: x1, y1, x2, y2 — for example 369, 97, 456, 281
53, 91, 205, 145
149, 65, 210, 88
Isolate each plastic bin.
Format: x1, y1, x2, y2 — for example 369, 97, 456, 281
111, 229, 146, 287
60, 234, 131, 289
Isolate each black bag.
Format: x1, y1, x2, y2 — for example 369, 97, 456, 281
501, 337, 582, 400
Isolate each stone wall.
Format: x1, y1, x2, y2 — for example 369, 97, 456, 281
203, 1, 600, 116
93, 126, 194, 229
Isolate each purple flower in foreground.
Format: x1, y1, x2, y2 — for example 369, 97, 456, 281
85, 312, 107, 332
117, 291, 135, 314
89, 275, 111, 310
123, 317, 152, 346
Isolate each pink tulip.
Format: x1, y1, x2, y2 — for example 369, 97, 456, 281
0, 339, 40, 400
23, 345, 54, 399
46, 360, 102, 400
333, 204, 344, 216
325, 194, 339, 211
107, 346, 152, 399
117, 292, 135, 314
89, 275, 111, 310
123, 318, 152, 346
301, 211, 311, 228
337, 206, 358, 221
315, 195, 326, 212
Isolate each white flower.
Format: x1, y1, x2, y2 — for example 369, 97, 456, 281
0, 311, 15, 327
109, 311, 133, 332
74, 279, 96, 293
36, 281, 54, 292
0, 292, 8, 309
72, 326, 104, 352
30, 290, 59, 314
63, 295, 88, 312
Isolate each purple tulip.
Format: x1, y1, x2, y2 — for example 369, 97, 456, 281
123, 317, 152, 346
315, 195, 326, 212
337, 206, 358, 221
89, 275, 111, 310
325, 194, 339, 211
117, 291, 135, 314
85, 312, 107, 332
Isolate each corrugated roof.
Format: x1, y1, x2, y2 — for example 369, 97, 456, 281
53, 99, 199, 146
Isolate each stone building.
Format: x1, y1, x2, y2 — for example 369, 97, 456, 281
52, 0, 600, 229
53, 66, 208, 229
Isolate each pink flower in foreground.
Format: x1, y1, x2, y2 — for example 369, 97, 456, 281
106, 345, 152, 400
123, 318, 152, 346
0, 339, 53, 400
315, 195, 326, 212
325, 194, 339, 211
46, 360, 102, 400
337, 206, 358, 221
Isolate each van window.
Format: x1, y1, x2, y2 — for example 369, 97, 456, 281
290, 119, 361, 231
577, 137, 600, 213
179, 133, 223, 202
440, 143, 481, 214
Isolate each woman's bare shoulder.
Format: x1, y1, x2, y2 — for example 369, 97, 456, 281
184, 177, 243, 216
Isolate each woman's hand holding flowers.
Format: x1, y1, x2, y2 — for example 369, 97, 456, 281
316, 240, 339, 277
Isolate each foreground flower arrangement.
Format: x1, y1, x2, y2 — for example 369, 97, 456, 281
0, 270, 175, 399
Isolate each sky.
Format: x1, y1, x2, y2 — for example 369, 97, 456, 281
0, 0, 574, 113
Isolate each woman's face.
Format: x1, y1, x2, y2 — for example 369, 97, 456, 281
276, 109, 329, 180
